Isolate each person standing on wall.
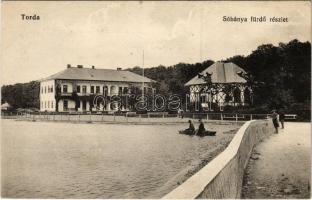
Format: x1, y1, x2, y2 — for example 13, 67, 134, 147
279, 109, 285, 129
271, 110, 279, 133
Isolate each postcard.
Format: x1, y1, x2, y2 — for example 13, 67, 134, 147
1, 1, 311, 199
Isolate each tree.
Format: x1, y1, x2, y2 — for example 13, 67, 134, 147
2, 39, 310, 117
1, 81, 40, 109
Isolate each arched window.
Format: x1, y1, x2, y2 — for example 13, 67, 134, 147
244, 88, 251, 104
103, 86, 108, 96
233, 87, 241, 103
110, 86, 117, 95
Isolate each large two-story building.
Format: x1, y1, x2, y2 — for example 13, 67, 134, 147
40, 65, 155, 112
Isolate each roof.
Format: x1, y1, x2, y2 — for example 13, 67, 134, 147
1, 102, 11, 110
185, 62, 247, 86
40, 67, 156, 83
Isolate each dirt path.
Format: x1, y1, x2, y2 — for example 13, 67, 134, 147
242, 122, 311, 199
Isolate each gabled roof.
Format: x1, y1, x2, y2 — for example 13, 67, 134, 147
1, 102, 11, 108
40, 67, 155, 83
185, 62, 246, 86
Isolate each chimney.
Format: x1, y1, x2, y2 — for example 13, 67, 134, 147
92, 65, 95, 69
77, 65, 83, 68
117, 67, 122, 71
67, 64, 71, 68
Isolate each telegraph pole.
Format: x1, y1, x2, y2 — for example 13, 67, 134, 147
142, 50, 145, 97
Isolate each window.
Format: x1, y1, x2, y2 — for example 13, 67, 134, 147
77, 85, 81, 93
64, 100, 68, 111
44, 101, 46, 108
45, 86, 47, 93
244, 88, 251, 104
123, 87, 128, 94
103, 86, 108, 96
96, 86, 100, 94
82, 100, 87, 111
48, 101, 50, 108
233, 88, 241, 103
41, 87, 43, 94
77, 100, 80, 108
51, 101, 54, 109
91, 86, 94, 93
51, 86, 53, 93
119, 87, 123, 95
63, 85, 68, 93
82, 85, 87, 94
201, 94, 208, 103
41, 101, 43, 108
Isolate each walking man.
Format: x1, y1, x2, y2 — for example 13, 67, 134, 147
279, 109, 285, 129
271, 110, 279, 133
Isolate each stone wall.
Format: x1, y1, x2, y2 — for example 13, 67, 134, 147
163, 120, 274, 199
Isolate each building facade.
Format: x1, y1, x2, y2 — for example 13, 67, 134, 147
40, 65, 155, 112
185, 62, 252, 111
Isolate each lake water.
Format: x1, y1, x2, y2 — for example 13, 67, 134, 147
2, 120, 239, 198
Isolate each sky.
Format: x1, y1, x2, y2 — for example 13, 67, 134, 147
1, 1, 311, 85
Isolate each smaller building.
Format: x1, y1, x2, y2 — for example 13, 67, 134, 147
185, 62, 252, 111
1, 102, 11, 111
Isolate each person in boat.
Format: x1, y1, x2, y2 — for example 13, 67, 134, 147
185, 120, 195, 132
197, 119, 206, 135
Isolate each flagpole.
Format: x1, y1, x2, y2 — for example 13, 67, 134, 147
142, 50, 144, 97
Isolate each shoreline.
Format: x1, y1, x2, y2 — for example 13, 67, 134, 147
7, 117, 245, 126
148, 134, 234, 198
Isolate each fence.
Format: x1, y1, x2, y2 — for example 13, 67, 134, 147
1, 111, 24, 119
2, 111, 292, 124
2, 111, 297, 123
